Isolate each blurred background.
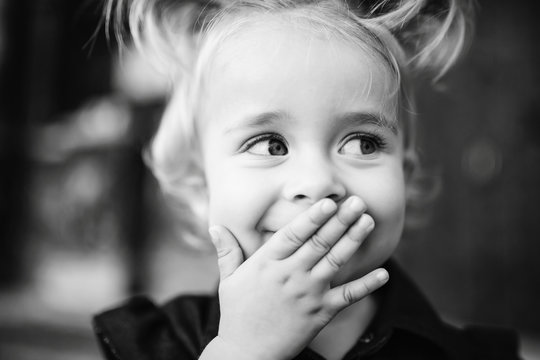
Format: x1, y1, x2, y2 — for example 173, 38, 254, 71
0, 0, 539, 359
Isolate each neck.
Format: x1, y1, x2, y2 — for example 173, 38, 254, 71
309, 294, 378, 360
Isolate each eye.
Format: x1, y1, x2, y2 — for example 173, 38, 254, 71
338, 134, 384, 156
242, 134, 288, 156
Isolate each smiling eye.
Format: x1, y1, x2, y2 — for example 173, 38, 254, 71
339, 134, 383, 156
245, 135, 288, 156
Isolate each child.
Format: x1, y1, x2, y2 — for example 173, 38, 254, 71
94, 1, 521, 359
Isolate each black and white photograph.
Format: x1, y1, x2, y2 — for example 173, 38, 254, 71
0, 1, 539, 359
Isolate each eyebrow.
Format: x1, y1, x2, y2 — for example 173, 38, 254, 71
224, 111, 288, 134
339, 112, 398, 135
224, 110, 398, 134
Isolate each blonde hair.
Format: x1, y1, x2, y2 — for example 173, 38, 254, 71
105, 0, 474, 242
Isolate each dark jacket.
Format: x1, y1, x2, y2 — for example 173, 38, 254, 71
93, 260, 521, 360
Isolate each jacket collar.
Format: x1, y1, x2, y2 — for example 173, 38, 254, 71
204, 258, 464, 360
340, 259, 464, 359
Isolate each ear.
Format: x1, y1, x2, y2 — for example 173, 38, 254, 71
402, 147, 418, 183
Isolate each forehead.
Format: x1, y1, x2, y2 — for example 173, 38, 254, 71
200, 16, 399, 126
210, 16, 392, 77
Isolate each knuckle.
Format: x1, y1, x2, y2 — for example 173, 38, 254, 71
217, 247, 243, 265
361, 280, 372, 295
309, 233, 332, 253
283, 227, 304, 247
342, 286, 356, 305
216, 246, 234, 259
307, 304, 324, 315
324, 251, 343, 271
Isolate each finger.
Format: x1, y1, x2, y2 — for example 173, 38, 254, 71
325, 268, 389, 314
209, 226, 244, 281
291, 196, 366, 269
261, 199, 337, 260
310, 213, 374, 279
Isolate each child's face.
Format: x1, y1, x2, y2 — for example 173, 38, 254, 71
199, 22, 406, 281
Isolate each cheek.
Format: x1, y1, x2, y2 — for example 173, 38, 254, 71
347, 168, 406, 273
334, 167, 406, 279
201, 128, 276, 255
205, 161, 273, 230
206, 165, 277, 257
371, 183, 406, 242
352, 167, 406, 241
207, 166, 253, 224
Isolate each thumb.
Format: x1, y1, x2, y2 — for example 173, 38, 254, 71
209, 226, 244, 280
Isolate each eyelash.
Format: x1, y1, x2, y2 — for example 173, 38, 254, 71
238, 131, 387, 155
342, 132, 386, 149
340, 132, 387, 150
238, 133, 288, 153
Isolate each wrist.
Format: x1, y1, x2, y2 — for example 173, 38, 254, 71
200, 336, 283, 360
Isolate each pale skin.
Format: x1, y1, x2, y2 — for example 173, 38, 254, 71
202, 199, 387, 360
196, 18, 406, 360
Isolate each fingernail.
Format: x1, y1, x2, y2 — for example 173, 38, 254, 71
208, 227, 220, 246
348, 196, 363, 212
376, 269, 389, 283
360, 214, 375, 232
321, 199, 336, 214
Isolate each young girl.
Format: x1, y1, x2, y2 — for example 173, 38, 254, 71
94, 1, 521, 359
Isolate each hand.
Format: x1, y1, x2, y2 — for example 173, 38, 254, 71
206, 196, 388, 360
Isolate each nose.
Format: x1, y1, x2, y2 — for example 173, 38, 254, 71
282, 155, 346, 204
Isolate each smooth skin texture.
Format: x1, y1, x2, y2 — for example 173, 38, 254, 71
205, 200, 385, 360
199, 19, 407, 360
